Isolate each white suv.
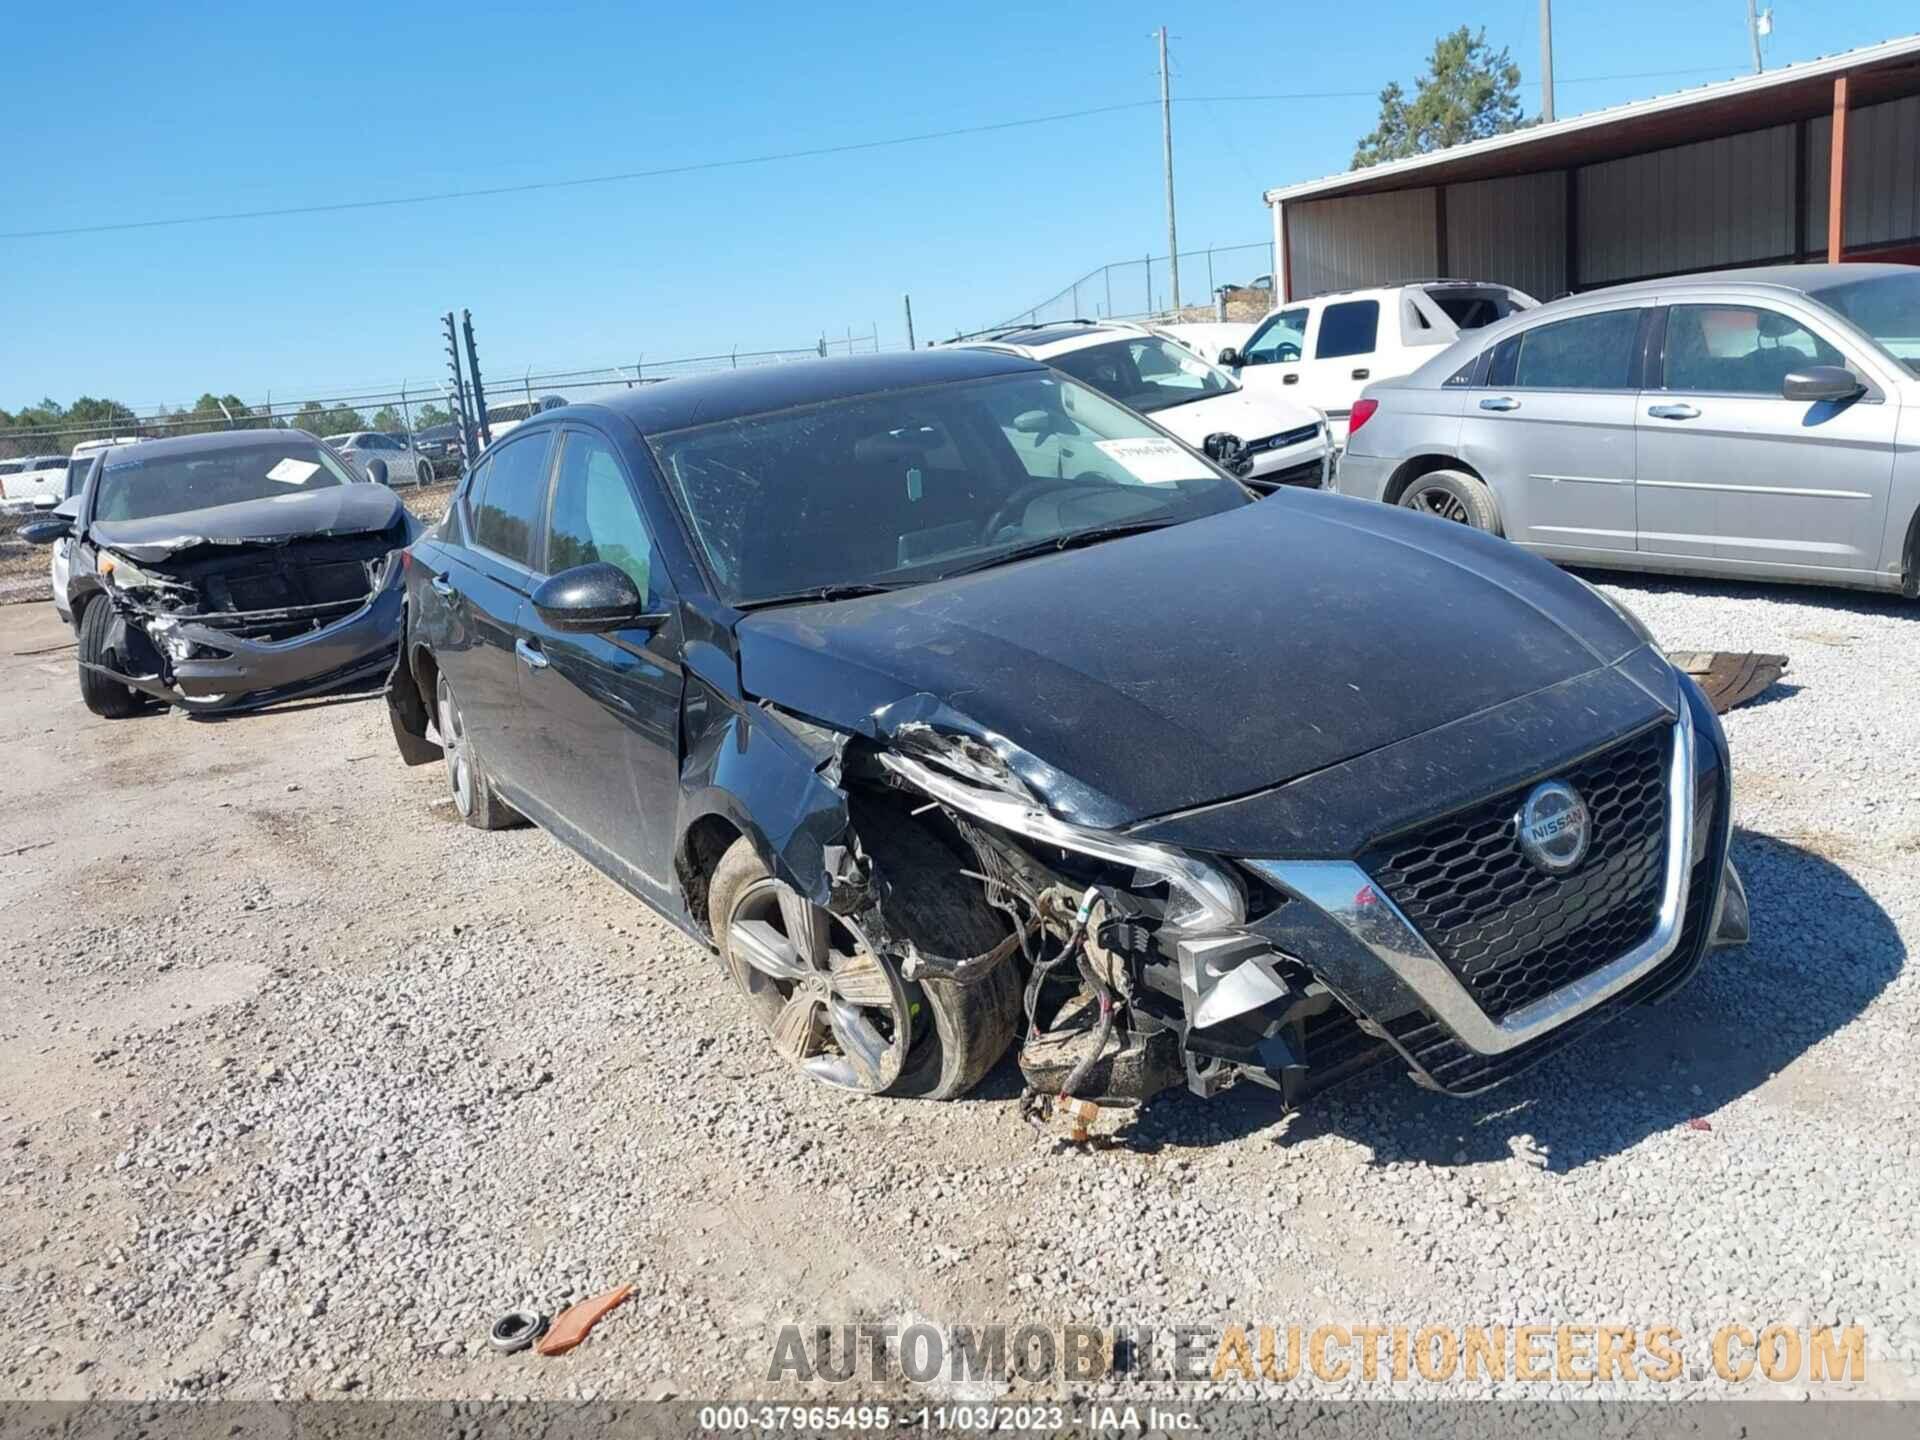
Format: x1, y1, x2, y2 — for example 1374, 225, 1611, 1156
1223, 280, 1537, 443
958, 321, 1331, 488
1, 455, 73, 506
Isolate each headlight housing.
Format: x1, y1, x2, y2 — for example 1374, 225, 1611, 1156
877, 748, 1246, 932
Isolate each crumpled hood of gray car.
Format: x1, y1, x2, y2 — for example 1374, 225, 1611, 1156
90, 484, 407, 564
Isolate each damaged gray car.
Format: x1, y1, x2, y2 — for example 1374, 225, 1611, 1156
386, 350, 1750, 1112
21, 430, 419, 717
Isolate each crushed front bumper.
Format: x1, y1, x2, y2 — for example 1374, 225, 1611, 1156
85, 574, 403, 714
1169, 682, 1742, 1100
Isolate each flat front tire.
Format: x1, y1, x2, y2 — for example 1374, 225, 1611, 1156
1401, 469, 1500, 532
707, 837, 1020, 1100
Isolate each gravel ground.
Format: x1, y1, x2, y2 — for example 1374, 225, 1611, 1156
0, 572, 1914, 1405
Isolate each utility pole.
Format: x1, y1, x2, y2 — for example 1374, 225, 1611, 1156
1539, 0, 1556, 123
903, 294, 916, 350
1747, 0, 1767, 73
1157, 26, 1180, 314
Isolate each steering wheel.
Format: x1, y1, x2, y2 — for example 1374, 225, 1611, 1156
981, 476, 1112, 541
1273, 342, 1301, 363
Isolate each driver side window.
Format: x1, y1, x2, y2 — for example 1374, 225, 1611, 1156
1243, 307, 1308, 366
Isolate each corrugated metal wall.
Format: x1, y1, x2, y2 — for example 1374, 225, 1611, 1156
1808, 94, 1920, 249
1284, 94, 1920, 298
1577, 124, 1797, 285
1288, 189, 1437, 297
1445, 171, 1567, 299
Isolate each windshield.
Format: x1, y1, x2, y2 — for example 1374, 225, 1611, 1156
1047, 336, 1236, 414
652, 371, 1246, 606
1810, 272, 1920, 376
95, 439, 354, 523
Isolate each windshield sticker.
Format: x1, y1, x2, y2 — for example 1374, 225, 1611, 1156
1093, 438, 1206, 484
264, 458, 320, 486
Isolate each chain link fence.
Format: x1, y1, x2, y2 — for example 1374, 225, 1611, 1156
970, 241, 1276, 335
0, 331, 883, 460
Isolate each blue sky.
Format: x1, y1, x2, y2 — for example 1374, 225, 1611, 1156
1, 0, 1910, 412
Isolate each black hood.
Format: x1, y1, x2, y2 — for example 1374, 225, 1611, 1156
735, 492, 1651, 829
91, 484, 406, 564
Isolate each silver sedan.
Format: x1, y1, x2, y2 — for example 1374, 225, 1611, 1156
1335, 263, 1920, 597
323, 432, 435, 487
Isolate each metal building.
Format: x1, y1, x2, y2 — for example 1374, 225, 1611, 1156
1263, 33, 1920, 302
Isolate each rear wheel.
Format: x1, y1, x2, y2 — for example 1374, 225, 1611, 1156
76, 598, 142, 719
415, 459, 433, 486
436, 671, 523, 830
1400, 469, 1499, 532
708, 837, 1020, 1100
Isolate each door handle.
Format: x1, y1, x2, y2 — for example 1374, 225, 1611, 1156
1479, 396, 1520, 412
514, 638, 549, 671
429, 576, 456, 597
1647, 402, 1700, 420
1282, 373, 1299, 384
1351, 368, 1370, 380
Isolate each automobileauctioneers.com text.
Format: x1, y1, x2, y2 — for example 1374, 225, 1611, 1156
768, 1321, 1868, 1386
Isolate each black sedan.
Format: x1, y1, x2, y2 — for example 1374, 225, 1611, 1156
23, 429, 419, 717
387, 350, 1749, 1109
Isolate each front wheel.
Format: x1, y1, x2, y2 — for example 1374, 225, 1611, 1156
416, 459, 433, 486
1400, 470, 1499, 532
77, 598, 142, 719
707, 837, 1020, 1100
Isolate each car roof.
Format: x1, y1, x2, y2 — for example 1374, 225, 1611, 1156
100, 428, 325, 468
959, 321, 1161, 361
1576, 261, 1912, 305
544, 350, 1043, 435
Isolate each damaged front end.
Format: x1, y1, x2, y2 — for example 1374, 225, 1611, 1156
85, 517, 415, 714
800, 670, 1745, 1117
777, 702, 1363, 1115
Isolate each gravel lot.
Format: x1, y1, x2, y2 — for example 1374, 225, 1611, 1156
0, 571, 1914, 1404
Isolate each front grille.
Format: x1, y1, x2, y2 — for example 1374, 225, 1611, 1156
1358, 727, 1670, 1020
1383, 813, 1717, 1096
1247, 423, 1321, 454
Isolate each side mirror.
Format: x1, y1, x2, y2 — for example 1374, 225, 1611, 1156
531, 562, 667, 633
1782, 366, 1863, 403
365, 457, 390, 486
31, 492, 59, 510
1217, 347, 1244, 368
19, 515, 72, 545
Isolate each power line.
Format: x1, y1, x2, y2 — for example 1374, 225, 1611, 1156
0, 101, 1162, 241
3, 66, 1750, 243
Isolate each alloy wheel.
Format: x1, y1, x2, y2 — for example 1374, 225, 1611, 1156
436, 674, 473, 816
724, 878, 914, 1093
1408, 484, 1473, 524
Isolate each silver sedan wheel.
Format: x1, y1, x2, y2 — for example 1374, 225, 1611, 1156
436, 673, 473, 817
723, 878, 914, 1093
1406, 483, 1473, 524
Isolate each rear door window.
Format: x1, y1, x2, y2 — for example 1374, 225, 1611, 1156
1510, 309, 1641, 390
469, 432, 554, 568
1315, 301, 1380, 360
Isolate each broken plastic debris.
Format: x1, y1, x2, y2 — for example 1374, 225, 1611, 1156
1685, 1117, 1713, 1133
535, 1285, 633, 1356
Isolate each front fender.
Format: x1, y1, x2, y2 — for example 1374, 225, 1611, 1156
677, 680, 851, 906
